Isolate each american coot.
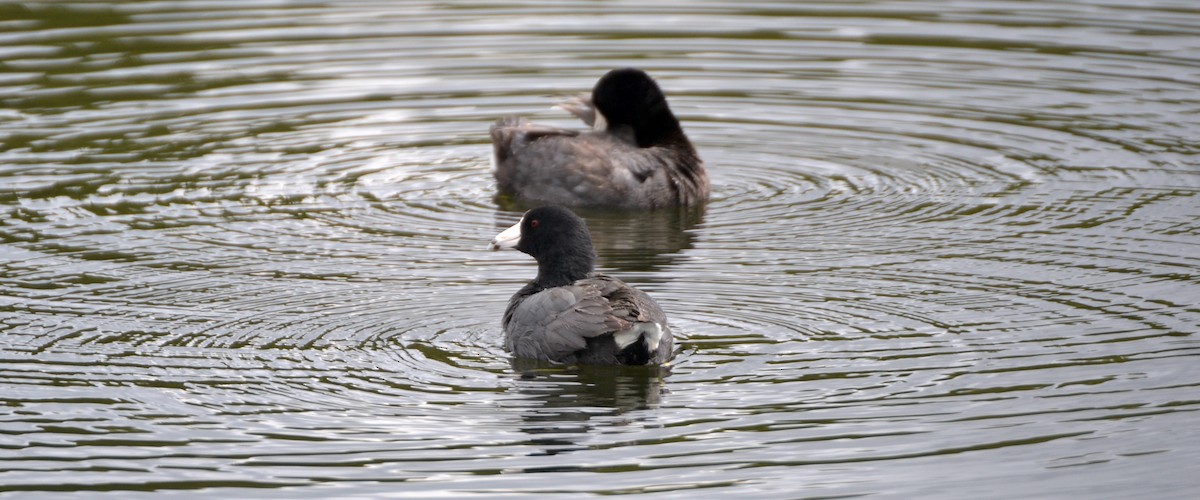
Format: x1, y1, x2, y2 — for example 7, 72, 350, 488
491, 68, 709, 210
489, 206, 675, 365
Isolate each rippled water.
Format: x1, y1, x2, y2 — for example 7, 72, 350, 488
2, 0, 1199, 498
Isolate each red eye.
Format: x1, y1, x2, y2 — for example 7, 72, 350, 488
529, 219, 540, 228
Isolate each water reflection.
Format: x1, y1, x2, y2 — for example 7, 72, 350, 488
493, 203, 705, 274
511, 364, 668, 459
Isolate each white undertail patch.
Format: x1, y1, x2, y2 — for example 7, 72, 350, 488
613, 322, 663, 351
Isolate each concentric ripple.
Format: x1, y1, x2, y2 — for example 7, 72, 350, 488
2, 0, 1199, 498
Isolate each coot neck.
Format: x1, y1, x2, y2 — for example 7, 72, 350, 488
635, 112, 688, 149
533, 246, 595, 289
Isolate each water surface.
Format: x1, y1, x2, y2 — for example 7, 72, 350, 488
2, 1, 1199, 498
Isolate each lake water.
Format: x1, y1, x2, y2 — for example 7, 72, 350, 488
2, 1, 1199, 498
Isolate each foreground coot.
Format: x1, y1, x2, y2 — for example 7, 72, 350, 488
491, 68, 708, 210
489, 206, 675, 365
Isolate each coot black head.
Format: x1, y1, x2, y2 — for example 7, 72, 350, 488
490, 206, 596, 288
591, 68, 685, 148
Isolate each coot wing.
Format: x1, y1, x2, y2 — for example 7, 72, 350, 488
505, 282, 630, 361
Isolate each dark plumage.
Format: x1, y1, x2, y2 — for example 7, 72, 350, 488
491, 68, 709, 209
489, 206, 675, 365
